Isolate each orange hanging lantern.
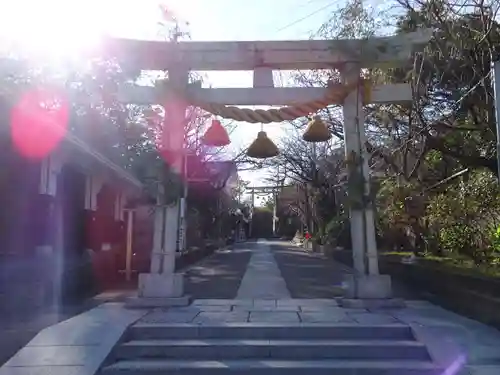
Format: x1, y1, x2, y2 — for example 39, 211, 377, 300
201, 119, 231, 147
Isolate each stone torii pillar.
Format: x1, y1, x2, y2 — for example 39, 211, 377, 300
340, 64, 396, 307
132, 65, 190, 307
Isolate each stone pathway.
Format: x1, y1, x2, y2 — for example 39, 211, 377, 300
2, 239, 500, 374
236, 239, 290, 299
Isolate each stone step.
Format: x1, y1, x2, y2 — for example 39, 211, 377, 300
101, 359, 442, 375
115, 339, 430, 361
129, 323, 414, 341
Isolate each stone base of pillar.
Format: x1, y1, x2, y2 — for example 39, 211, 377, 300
340, 274, 406, 308
138, 272, 185, 298
126, 273, 190, 308
340, 274, 405, 309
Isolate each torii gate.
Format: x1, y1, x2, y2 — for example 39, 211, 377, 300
109, 29, 433, 306
247, 185, 291, 237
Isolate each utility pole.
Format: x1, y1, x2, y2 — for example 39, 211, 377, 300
122, 208, 135, 282
249, 187, 255, 238
272, 166, 279, 237
311, 142, 317, 235
491, 61, 500, 182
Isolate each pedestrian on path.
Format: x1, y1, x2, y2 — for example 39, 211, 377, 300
303, 231, 312, 250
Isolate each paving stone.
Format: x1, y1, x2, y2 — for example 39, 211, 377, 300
5, 346, 103, 367
295, 299, 339, 307
200, 305, 233, 312
337, 307, 369, 314
466, 345, 500, 365
1, 304, 146, 375
169, 305, 231, 313
164, 306, 201, 313
140, 311, 199, 324
349, 312, 399, 324
229, 300, 254, 307
276, 299, 302, 307
396, 306, 453, 318
410, 324, 473, 358
192, 299, 234, 306
468, 328, 500, 346
410, 323, 468, 373
438, 311, 482, 326
300, 305, 363, 313
455, 367, 474, 375
232, 305, 299, 312
299, 311, 355, 323
237, 290, 287, 299
468, 365, 500, 375
27, 324, 122, 347
395, 314, 464, 327
27, 307, 145, 347
249, 312, 300, 323
273, 305, 300, 312
392, 307, 465, 326
253, 299, 277, 308
192, 312, 249, 324
0, 366, 91, 375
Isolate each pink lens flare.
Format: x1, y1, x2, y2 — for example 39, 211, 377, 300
10, 88, 69, 159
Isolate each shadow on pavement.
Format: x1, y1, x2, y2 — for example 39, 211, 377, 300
271, 242, 420, 299
184, 243, 253, 299
271, 243, 348, 299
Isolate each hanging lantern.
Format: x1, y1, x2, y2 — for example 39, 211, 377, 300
246, 130, 279, 159
302, 115, 331, 143
201, 119, 231, 147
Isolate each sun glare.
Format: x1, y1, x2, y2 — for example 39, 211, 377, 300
0, 0, 153, 61
0, 1, 97, 58
0, 1, 200, 63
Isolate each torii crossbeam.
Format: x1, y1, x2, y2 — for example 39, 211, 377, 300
100, 30, 431, 70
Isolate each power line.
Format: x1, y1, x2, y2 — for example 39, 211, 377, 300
276, 0, 395, 35
275, 1, 337, 33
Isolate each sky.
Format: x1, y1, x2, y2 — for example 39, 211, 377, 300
0, 0, 388, 202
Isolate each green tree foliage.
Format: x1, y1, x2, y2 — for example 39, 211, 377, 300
426, 171, 500, 263
269, 0, 500, 270
378, 0, 500, 176
370, 0, 500, 269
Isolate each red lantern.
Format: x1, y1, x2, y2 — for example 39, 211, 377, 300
201, 119, 231, 147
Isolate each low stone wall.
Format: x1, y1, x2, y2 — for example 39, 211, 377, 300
328, 248, 500, 329
379, 259, 500, 328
